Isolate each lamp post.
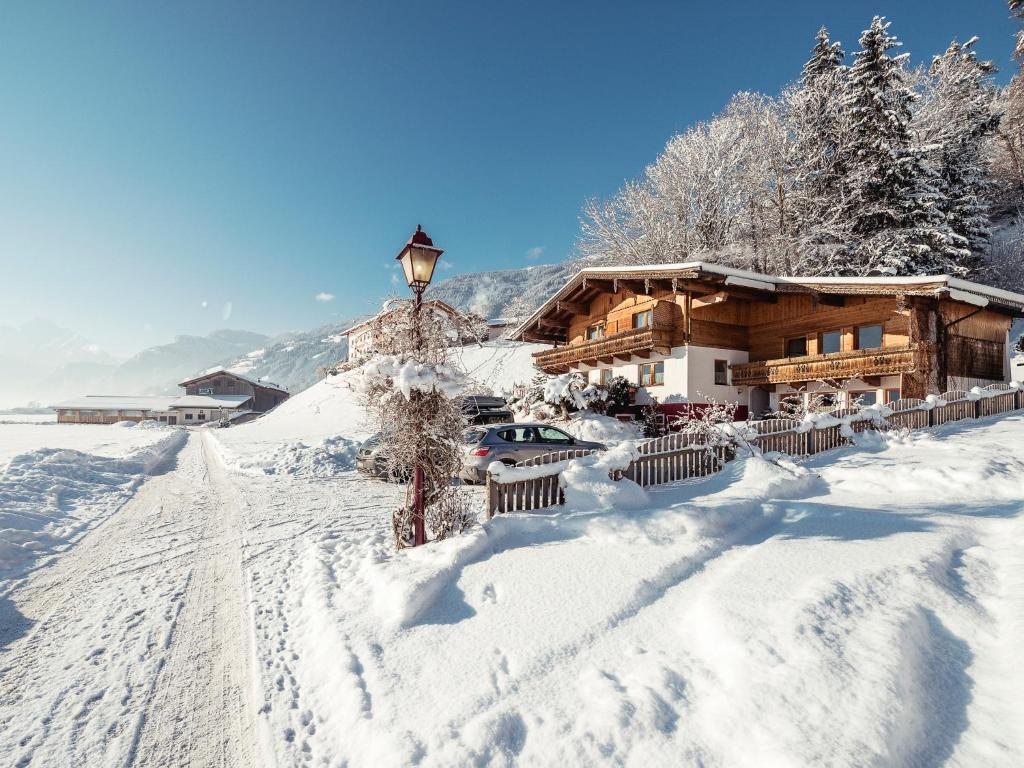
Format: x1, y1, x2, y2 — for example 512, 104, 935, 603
395, 224, 443, 547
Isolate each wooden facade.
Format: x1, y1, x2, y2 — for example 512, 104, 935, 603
178, 370, 288, 413
518, 264, 1024, 403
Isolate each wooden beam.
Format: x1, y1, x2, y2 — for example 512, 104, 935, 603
556, 300, 588, 315
691, 291, 729, 310
537, 318, 568, 331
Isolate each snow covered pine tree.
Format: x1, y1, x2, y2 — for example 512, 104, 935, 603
842, 16, 968, 276
914, 38, 1000, 270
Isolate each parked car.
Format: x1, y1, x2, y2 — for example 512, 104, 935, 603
460, 423, 605, 484
462, 395, 513, 426
356, 435, 389, 479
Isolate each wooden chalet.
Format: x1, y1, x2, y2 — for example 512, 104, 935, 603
512, 262, 1024, 418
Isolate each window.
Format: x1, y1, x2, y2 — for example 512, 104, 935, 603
198, 411, 206, 420
185, 413, 193, 420
198, 387, 213, 395
496, 427, 539, 443
885, 388, 901, 403
639, 361, 664, 386
785, 336, 808, 357
158, 416, 167, 422
587, 324, 605, 340
855, 324, 883, 350
599, 368, 613, 386
537, 427, 573, 444
714, 359, 728, 386
819, 330, 842, 355
632, 309, 653, 329
854, 390, 878, 406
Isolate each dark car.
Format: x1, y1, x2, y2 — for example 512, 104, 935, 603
460, 423, 605, 484
462, 395, 513, 426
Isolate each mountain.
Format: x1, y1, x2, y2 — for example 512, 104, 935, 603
1, 259, 580, 406
215, 321, 356, 394
107, 329, 270, 395
0, 319, 120, 408
425, 260, 583, 319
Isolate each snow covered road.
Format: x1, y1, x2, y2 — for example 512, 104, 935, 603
0, 432, 256, 767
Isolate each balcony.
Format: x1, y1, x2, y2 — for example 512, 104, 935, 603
731, 344, 920, 386
533, 326, 673, 373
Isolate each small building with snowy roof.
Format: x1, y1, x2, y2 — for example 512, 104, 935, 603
54, 369, 289, 426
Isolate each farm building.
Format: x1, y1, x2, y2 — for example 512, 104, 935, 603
54, 369, 288, 425
513, 262, 1024, 419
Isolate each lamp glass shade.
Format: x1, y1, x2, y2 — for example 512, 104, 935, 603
398, 243, 441, 289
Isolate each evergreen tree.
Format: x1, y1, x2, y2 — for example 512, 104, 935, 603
789, 27, 850, 273
841, 17, 966, 276
918, 39, 1000, 267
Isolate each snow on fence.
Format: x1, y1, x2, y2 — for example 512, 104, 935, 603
485, 385, 1024, 518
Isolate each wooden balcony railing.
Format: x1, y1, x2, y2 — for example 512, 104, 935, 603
731, 344, 920, 386
533, 326, 673, 373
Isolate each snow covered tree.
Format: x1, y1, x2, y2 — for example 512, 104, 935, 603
1013, 0, 1024, 61
841, 17, 967, 276
542, 373, 588, 419
787, 27, 852, 273
993, 2, 1024, 212
355, 299, 473, 549
914, 38, 1000, 267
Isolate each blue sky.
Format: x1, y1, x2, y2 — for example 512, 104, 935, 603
0, 1, 1018, 356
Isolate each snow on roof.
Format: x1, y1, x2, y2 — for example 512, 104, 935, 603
180, 368, 287, 392
514, 261, 1024, 338
52, 393, 254, 411
339, 299, 465, 336
52, 395, 180, 411
169, 394, 252, 409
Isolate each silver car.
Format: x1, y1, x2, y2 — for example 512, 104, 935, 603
460, 423, 605, 484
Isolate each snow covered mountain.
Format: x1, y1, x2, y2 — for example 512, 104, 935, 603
425, 259, 583, 319
0, 320, 120, 408
1, 259, 577, 407
105, 329, 270, 395
214, 322, 355, 394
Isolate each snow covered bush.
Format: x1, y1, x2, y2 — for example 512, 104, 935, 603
542, 373, 588, 418
605, 376, 634, 415
355, 299, 474, 549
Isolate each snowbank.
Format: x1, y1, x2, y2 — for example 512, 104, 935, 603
0, 427, 186, 578
560, 411, 643, 444
211, 370, 373, 475
450, 340, 544, 394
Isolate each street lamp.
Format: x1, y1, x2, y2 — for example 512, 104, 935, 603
395, 224, 443, 547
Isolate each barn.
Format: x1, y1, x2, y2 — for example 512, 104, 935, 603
54, 369, 289, 425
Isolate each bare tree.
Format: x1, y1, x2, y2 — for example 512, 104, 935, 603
356, 299, 474, 548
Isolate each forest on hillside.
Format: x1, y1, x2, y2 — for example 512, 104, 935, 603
576, 5, 1024, 293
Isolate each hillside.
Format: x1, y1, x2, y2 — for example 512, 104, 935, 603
215, 321, 357, 394
106, 329, 270, 395
425, 260, 583, 319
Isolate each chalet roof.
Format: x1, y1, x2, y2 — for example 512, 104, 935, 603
168, 394, 252, 409
512, 261, 1024, 342
178, 367, 287, 393
339, 299, 464, 337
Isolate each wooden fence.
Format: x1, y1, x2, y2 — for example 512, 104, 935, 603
485, 385, 1024, 518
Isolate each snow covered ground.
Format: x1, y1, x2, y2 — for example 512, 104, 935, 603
3, 376, 1024, 765
0, 421, 186, 578
234, 416, 1024, 766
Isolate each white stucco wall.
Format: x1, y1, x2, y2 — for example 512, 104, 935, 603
583, 345, 748, 406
